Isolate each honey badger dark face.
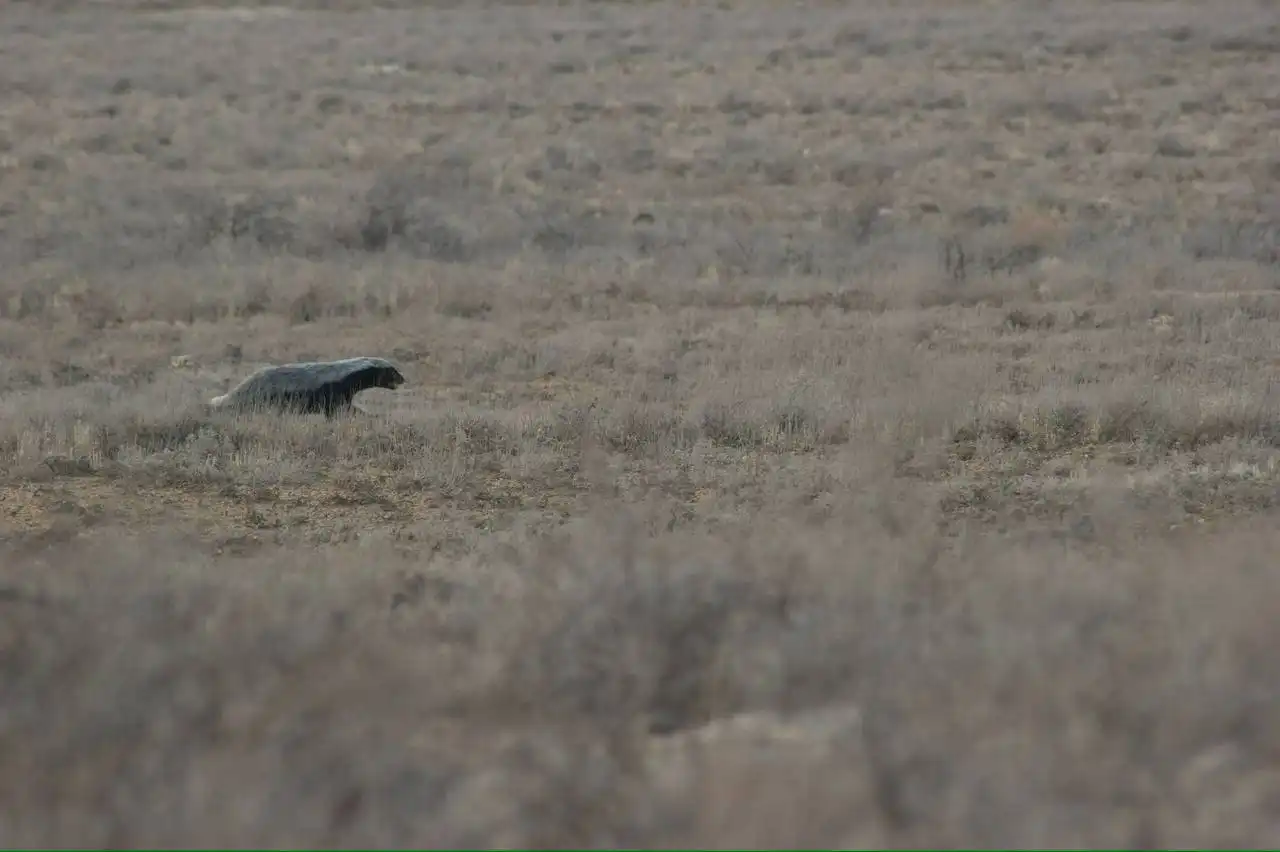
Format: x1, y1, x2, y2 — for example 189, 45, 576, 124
360, 364, 404, 392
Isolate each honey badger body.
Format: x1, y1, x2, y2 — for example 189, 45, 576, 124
209, 357, 405, 418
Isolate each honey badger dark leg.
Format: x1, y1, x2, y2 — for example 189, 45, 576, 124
322, 391, 359, 419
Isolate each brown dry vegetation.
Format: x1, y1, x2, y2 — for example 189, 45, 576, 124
3, 0, 1280, 847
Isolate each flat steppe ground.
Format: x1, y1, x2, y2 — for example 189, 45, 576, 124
3, 0, 1280, 846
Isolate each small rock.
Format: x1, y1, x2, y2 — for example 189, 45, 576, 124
645, 705, 881, 846
957, 204, 1009, 227
13, 463, 55, 483
1156, 134, 1196, 158
44, 456, 95, 477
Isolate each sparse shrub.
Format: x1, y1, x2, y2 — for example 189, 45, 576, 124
227, 193, 297, 251
1181, 219, 1280, 264
93, 415, 207, 460
451, 414, 519, 456
1156, 134, 1197, 159
699, 402, 764, 449
599, 405, 688, 455
1003, 308, 1054, 331
356, 161, 476, 261
500, 528, 791, 735
957, 204, 1009, 228
1024, 402, 1090, 451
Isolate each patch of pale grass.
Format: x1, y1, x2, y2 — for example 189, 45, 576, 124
6, 506, 1280, 846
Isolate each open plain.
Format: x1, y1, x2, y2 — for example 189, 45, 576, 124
3, 0, 1280, 846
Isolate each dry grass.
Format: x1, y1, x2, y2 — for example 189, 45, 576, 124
3, 0, 1280, 846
